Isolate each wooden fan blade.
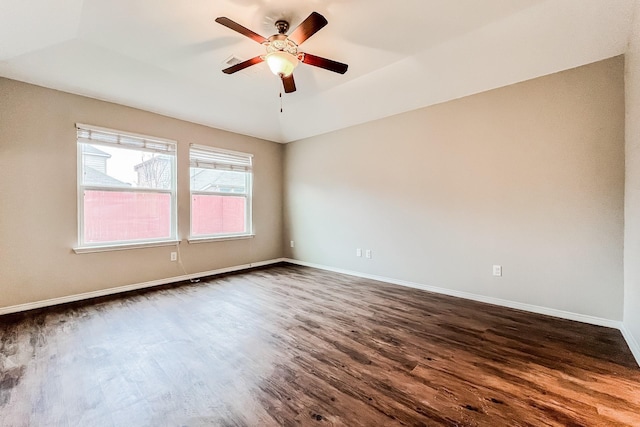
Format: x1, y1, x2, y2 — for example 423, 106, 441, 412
288, 12, 328, 46
215, 17, 267, 44
282, 74, 296, 93
301, 53, 348, 74
222, 56, 264, 74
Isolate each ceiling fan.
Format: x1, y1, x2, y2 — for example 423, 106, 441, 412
215, 12, 348, 93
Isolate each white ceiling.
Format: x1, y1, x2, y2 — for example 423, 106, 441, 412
0, 0, 636, 143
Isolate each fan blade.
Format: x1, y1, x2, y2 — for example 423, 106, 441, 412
215, 17, 267, 44
281, 74, 296, 93
222, 56, 264, 74
301, 53, 348, 74
288, 12, 328, 46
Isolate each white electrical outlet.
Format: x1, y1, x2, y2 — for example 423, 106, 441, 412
170, 252, 177, 262
356, 248, 362, 257
365, 249, 372, 259
493, 265, 502, 277
290, 240, 295, 248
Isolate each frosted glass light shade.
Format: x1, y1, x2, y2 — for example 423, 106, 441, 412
266, 51, 299, 77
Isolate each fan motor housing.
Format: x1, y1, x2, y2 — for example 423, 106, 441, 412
266, 34, 298, 55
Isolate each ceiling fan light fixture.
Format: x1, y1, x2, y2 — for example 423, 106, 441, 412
266, 51, 299, 77
216, 12, 347, 93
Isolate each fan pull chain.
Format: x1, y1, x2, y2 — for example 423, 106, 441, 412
280, 92, 283, 113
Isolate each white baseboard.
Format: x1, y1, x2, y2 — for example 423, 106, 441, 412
282, 258, 623, 330
0, 258, 286, 316
620, 324, 640, 366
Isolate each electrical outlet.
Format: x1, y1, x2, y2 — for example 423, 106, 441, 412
493, 265, 502, 277
356, 248, 362, 257
290, 240, 295, 248
170, 252, 177, 262
365, 249, 372, 259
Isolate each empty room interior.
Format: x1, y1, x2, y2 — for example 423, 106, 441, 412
2, 0, 640, 425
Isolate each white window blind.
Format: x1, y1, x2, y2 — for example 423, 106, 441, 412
76, 123, 177, 154
189, 144, 252, 172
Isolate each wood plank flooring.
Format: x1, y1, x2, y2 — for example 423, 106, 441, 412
1, 264, 639, 426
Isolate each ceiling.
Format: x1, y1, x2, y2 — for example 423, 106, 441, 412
0, 0, 636, 143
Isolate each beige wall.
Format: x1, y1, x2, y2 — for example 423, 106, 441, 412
0, 78, 283, 309
284, 57, 625, 320
624, 4, 640, 355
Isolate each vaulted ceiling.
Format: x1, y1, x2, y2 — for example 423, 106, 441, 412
0, 0, 636, 143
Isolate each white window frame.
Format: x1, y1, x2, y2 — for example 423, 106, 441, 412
75, 123, 178, 252
188, 144, 253, 242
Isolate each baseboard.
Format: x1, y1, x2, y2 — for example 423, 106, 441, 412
620, 324, 640, 366
282, 258, 622, 330
0, 258, 286, 316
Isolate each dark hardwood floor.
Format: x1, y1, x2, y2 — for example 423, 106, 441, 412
1, 264, 639, 426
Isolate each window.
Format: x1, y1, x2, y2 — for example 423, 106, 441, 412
189, 144, 253, 239
76, 124, 177, 249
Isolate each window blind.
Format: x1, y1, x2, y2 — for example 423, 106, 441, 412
76, 123, 176, 154
190, 144, 253, 172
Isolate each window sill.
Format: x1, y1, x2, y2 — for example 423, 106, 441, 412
74, 240, 181, 254
187, 234, 255, 244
